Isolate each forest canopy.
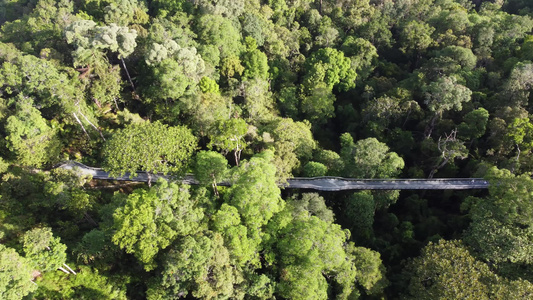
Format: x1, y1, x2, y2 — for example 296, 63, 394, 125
1, 0, 533, 299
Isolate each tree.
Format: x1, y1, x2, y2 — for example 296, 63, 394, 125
424, 76, 472, 137
111, 179, 204, 270
398, 20, 435, 55
340, 134, 405, 178
242, 37, 269, 79
147, 232, 242, 299
341, 36, 378, 80
503, 62, 533, 107
65, 20, 138, 62
0, 244, 37, 300
302, 161, 327, 177
464, 167, 533, 269
5, 96, 61, 167
301, 82, 337, 124
103, 121, 197, 179
404, 240, 494, 300
302, 47, 357, 92
273, 206, 359, 299
196, 14, 244, 61
428, 130, 468, 178
262, 117, 316, 179
22, 227, 67, 272
350, 245, 388, 296
208, 118, 248, 166
33, 265, 127, 299
211, 204, 261, 267
437, 46, 477, 71
241, 78, 277, 123
425, 76, 472, 113
342, 191, 376, 242
225, 151, 284, 230
458, 108, 490, 139
194, 150, 229, 196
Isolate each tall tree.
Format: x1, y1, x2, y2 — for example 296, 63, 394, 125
340, 134, 405, 178
111, 179, 204, 270
22, 227, 67, 272
5, 96, 61, 167
103, 121, 197, 179
0, 244, 37, 300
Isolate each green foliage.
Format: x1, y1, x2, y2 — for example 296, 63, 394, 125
242, 47, 269, 79
464, 167, 533, 268
274, 208, 358, 299
505, 117, 533, 153
148, 232, 241, 299
262, 117, 316, 179
399, 20, 435, 54
5, 96, 60, 167
424, 76, 472, 113
302, 47, 357, 92
194, 150, 228, 186
103, 121, 197, 177
111, 179, 204, 270
340, 134, 405, 178
198, 76, 220, 94
301, 82, 337, 124
404, 240, 494, 300
22, 227, 67, 272
0, 244, 37, 300
225, 151, 284, 229
2, 1, 533, 299
65, 20, 138, 61
208, 118, 248, 165
458, 108, 490, 139
302, 161, 327, 177
196, 14, 244, 60
34, 265, 127, 299
343, 191, 375, 242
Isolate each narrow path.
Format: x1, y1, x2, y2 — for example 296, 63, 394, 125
59, 161, 489, 191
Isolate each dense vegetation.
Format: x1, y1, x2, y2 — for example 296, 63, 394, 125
1, 0, 533, 299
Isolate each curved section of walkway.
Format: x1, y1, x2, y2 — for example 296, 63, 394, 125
58, 161, 489, 191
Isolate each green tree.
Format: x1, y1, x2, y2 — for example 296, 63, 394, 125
22, 227, 67, 272
302, 47, 357, 92
242, 46, 269, 79
194, 150, 229, 196
208, 118, 248, 166
458, 108, 490, 139
103, 121, 197, 179
33, 265, 127, 300
464, 167, 533, 269
148, 232, 242, 299
424, 76, 472, 137
398, 20, 435, 55
424, 76, 472, 113
196, 14, 244, 60
301, 82, 337, 124
0, 244, 37, 300
211, 203, 261, 267
273, 207, 359, 299
262, 117, 316, 179
302, 161, 327, 177
5, 96, 61, 167
225, 151, 284, 230
404, 240, 494, 300
340, 134, 405, 178
111, 179, 204, 270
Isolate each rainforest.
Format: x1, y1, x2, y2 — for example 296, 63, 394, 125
1, 0, 533, 299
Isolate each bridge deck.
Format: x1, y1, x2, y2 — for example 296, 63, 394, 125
59, 162, 489, 191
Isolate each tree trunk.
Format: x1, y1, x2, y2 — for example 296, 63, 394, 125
72, 113, 90, 139
121, 57, 135, 92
